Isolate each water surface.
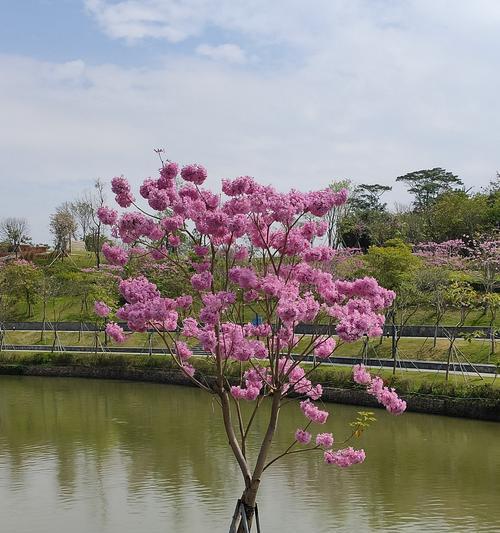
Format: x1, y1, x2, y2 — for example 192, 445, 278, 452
0, 376, 498, 532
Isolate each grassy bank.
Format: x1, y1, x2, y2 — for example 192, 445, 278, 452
0, 350, 498, 401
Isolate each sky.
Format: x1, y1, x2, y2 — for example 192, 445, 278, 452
0, 0, 499, 244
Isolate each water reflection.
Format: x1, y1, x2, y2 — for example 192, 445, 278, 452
0, 376, 498, 532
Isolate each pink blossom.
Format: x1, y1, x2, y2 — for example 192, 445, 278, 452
181, 164, 207, 185
295, 429, 312, 445
111, 176, 135, 207
176, 295, 193, 309
148, 188, 170, 211
376, 387, 407, 415
105, 322, 126, 343
182, 362, 196, 377
97, 206, 118, 226
175, 341, 193, 361
307, 384, 323, 400
353, 364, 372, 385
353, 367, 407, 415
234, 245, 249, 261
229, 267, 258, 289
315, 433, 334, 448
324, 447, 365, 467
193, 245, 209, 257
300, 399, 329, 424
191, 271, 213, 291
119, 276, 160, 303
168, 234, 181, 247
102, 243, 129, 266
161, 215, 184, 232
160, 161, 179, 182
222, 176, 257, 196
243, 289, 259, 302
199, 329, 216, 352
313, 337, 336, 359
182, 317, 200, 337
94, 301, 111, 318
230, 385, 260, 401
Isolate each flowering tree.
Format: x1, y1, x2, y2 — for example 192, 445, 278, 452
413, 239, 470, 270
96, 155, 406, 530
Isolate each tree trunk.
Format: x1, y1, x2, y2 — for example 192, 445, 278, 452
391, 324, 397, 375
445, 340, 455, 381
40, 300, 47, 342
233, 391, 281, 532
95, 225, 101, 269
490, 324, 496, 362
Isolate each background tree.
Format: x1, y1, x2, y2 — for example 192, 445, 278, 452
386, 278, 421, 374
364, 239, 421, 291
72, 179, 108, 268
0, 217, 30, 258
391, 203, 426, 244
396, 168, 464, 241
415, 267, 451, 347
324, 179, 352, 248
396, 167, 463, 211
340, 183, 392, 248
86, 179, 107, 268
444, 281, 478, 380
71, 195, 94, 242
50, 203, 77, 257
0, 260, 42, 318
428, 190, 492, 241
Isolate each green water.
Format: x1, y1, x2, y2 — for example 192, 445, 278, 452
0, 376, 498, 532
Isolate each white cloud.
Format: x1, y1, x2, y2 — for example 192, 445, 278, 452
2, 0, 500, 242
196, 43, 246, 64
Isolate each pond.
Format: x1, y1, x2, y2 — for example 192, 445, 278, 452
0, 376, 498, 532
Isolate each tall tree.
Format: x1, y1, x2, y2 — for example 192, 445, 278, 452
350, 183, 392, 212
324, 179, 352, 248
87, 179, 107, 269
0, 217, 30, 258
50, 203, 77, 257
71, 195, 94, 241
339, 183, 393, 248
396, 167, 463, 211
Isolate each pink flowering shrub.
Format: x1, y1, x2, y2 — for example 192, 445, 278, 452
102, 154, 404, 528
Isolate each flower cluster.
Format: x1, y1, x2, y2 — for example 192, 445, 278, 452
353, 364, 407, 415
324, 447, 366, 467
111, 176, 135, 208
94, 301, 110, 318
105, 322, 126, 343
102, 243, 129, 266
300, 399, 329, 424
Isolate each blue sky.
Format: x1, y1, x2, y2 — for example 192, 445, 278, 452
1, 0, 499, 243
